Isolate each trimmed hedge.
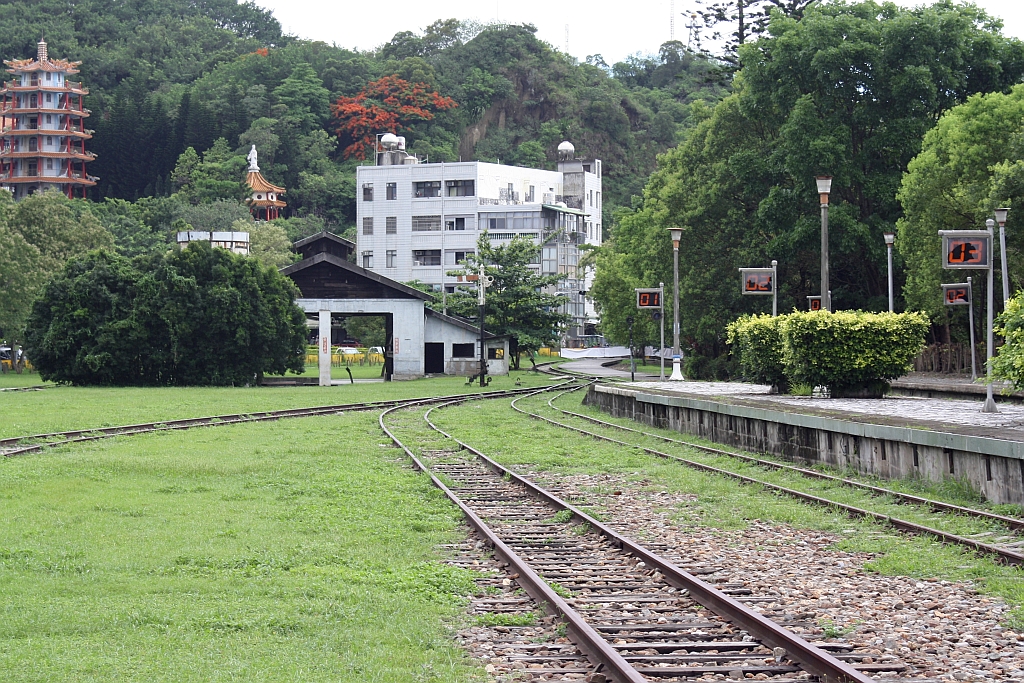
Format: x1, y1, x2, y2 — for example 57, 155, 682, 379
726, 314, 788, 392
727, 311, 928, 397
994, 293, 1024, 388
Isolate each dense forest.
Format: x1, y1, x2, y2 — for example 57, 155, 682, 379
0, 1, 726, 238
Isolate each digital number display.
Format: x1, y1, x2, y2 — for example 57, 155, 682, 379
743, 273, 773, 293
739, 268, 774, 295
943, 284, 970, 306
637, 291, 661, 307
940, 232, 991, 269
807, 297, 822, 311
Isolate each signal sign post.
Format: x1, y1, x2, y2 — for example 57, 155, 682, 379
939, 228, 996, 412
739, 260, 778, 316
943, 280, 977, 380
636, 286, 665, 381
807, 296, 822, 311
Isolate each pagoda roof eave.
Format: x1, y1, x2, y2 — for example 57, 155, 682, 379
246, 170, 286, 193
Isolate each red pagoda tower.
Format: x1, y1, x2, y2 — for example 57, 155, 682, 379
0, 40, 97, 199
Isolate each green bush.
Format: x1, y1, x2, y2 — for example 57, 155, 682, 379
726, 314, 788, 392
781, 311, 928, 397
994, 293, 1024, 388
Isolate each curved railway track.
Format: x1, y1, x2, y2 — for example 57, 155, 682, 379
0, 385, 559, 458
381, 387, 905, 683
512, 381, 1024, 565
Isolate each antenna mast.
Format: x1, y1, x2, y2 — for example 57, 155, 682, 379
687, 12, 700, 50
670, 0, 675, 41
565, 24, 569, 53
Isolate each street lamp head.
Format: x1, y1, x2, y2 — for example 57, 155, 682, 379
987, 218, 996, 230
995, 207, 1010, 225
815, 176, 833, 195
668, 227, 683, 244
883, 232, 895, 246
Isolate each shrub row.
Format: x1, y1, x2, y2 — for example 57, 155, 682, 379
727, 311, 929, 397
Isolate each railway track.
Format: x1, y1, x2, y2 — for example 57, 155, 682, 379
0, 384, 564, 458
381, 388, 908, 683
512, 383, 1024, 565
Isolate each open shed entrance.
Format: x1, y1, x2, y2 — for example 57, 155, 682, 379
424, 343, 444, 374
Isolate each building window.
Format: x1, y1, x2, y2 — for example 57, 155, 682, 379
411, 215, 441, 231
362, 217, 373, 235
445, 217, 466, 231
448, 250, 473, 265
412, 249, 441, 266
488, 347, 504, 360
596, 192, 601, 208
386, 250, 397, 268
589, 190, 593, 206
386, 182, 397, 200
452, 343, 475, 358
45, 114, 51, 124
413, 180, 441, 198
527, 185, 535, 202
45, 158, 53, 170
362, 251, 373, 268
386, 216, 397, 234
46, 136, 52, 146
542, 246, 557, 274
479, 215, 506, 231
45, 72, 51, 82
445, 179, 475, 197
362, 183, 373, 201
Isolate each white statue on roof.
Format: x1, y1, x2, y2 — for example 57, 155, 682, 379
247, 145, 259, 172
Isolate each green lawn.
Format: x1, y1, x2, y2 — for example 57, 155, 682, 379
293, 364, 387, 380
0, 370, 50, 389
0, 371, 552, 439
0, 413, 485, 682
430, 390, 1024, 627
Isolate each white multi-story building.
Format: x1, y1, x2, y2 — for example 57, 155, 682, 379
355, 136, 602, 341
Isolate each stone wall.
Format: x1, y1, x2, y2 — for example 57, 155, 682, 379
585, 385, 1024, 505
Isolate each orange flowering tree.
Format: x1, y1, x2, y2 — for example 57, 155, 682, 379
331, 75, 457, 159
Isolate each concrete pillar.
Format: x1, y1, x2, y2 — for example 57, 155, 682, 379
318, 310, 331, 387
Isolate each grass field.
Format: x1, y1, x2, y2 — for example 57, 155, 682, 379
0, 370, 49, 389
293, 364, 387, 380
0, 371, 555, 439
0, 413, 486, 682
430, 390, 1024, 626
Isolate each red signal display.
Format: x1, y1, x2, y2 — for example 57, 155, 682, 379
637, 291, 661, 308
743, 273, 773, 293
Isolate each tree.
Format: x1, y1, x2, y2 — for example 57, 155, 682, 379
898, 84, 1024, 325
693, 0, 813, 61
592, 1, 1024, 361
246, 219, 296, 269
331, 75, 457, 160
25, 243, 307, 386
446, 234, 570, 369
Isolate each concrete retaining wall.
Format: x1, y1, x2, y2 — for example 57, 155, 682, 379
585, 384, 1024, 505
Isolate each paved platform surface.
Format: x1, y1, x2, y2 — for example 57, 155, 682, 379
617, 379, 1024, 443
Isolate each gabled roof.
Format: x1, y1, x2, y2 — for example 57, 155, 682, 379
426, 307, 504, 340
293, 230, 354, 252
281, 252, 434, 301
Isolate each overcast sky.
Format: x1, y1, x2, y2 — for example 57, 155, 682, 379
255, 0, 1024, 65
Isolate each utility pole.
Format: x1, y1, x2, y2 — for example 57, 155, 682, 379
478, 263, 493, 388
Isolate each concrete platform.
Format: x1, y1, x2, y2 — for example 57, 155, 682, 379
585, 380, 1024, 505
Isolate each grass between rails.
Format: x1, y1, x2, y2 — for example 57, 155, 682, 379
0, 412, 489, 682
429, 391, 1024, 628
0, 371, 555, 440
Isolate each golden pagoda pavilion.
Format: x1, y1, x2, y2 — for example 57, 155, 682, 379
0, 40, 97, 199
245, 145, 285, 220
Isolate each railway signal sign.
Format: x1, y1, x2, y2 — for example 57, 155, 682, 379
740, 261, 779, 316
807, 296, 822, 311
939, 230, 991, 269
942, 279, 978, 380
739, 268, 774, 295
942, 283, 971, 306
635, 288, 662, 309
